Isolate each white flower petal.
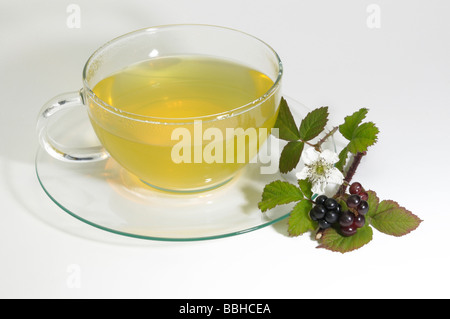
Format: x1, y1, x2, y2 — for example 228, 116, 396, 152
296, 147, 345, 195
326, 168, 345, 184
320, 149, 339, 164
311, 181, 326, 195
295, 167, 310, 180
302, 147, 320, 165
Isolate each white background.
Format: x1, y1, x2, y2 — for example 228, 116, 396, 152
1, 0, 449, 298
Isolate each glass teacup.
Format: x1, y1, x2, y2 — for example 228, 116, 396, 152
37, 25, 283, 192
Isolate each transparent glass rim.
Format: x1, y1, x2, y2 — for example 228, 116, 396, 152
81, 24, 283, 125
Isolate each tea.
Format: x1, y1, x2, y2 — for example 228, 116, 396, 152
88, 56, 279, 191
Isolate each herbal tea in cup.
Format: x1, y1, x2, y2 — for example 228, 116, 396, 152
37, 25, 283, 192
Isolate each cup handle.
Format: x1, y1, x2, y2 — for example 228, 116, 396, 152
37, 89, 109, 162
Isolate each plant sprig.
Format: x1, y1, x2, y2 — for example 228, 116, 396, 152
259, 97, 422, 253
274, 98, 331, 173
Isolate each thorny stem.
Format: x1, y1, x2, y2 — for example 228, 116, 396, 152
300, 126, 339, 151
334, 151, 366, 199
304, 141, 316, 148
314, 126, 339, 151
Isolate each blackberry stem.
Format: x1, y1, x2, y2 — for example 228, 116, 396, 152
315, 228, 324, 240
314, 126, 339, 151
335, 151, 366, 198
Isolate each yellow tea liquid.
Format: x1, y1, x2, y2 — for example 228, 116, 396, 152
88, 56, 279, 191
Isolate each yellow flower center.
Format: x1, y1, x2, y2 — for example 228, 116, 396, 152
315, 164, 326, 175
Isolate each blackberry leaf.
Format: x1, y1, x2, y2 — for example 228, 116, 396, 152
258, 180, 303, 212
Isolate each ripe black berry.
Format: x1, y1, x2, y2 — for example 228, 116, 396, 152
315, 195, 328, 205
318, 219, 332, 229
353, 214, 365, 228
324, 198, 338, 210
357, 200, 369, 215
310, 204, 326, 221
339, 211, 354, 227
324, 210, 339, 224
346, 194, 361, 208
340, 225, 357, 237
335, 182, 371, 237
309, 196, 342, 230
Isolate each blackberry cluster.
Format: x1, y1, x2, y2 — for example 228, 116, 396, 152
339, 182, 369, 237
309, 182, 370, 237
309, 195, 341, 230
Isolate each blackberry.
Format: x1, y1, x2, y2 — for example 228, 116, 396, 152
346, 194, 361, 208
309, 204, 326, 221
324, 209, 340, 224
338, 182, 370, 236
339, 211, 354, 228
310, 195, 341, 230
324, 198, 338, 210
339, 210, 366, 236
357, 200, 369, 215
315, 195, 328, 205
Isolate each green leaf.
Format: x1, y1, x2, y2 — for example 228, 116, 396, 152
346, 122, 379, 154
317, 225, 373, 253
337, 198, 348, 212
335, 146, 349, 172
274, 97, 301, 141
279, 141, 304, 173
365, 190, 380, 218
258, 180, 303, 212
369, 200, 422, 237
288, 199, 315, 236
298, 179, 313, 199
338, 108, 379, 154
298, 106, 329, 141
339, 108, 369, 140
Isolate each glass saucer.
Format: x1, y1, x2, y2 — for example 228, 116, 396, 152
35, 96, 329, 241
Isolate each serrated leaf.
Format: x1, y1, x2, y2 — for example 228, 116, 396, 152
279, 141, 304, 173
335, 146, 349, 172
365, 190, 380, 218
298, 106, 329, 141
274, 97, 301, 141
339, 108, 369, 140
369, 200, 422, 237
288, 200, 315, 236
298, 179, 313, 199
346, 122, 379, 154
258, 180, 303, 212
317, 225, 373, 253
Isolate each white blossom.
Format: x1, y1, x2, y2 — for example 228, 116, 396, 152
296, 148, 344, 194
